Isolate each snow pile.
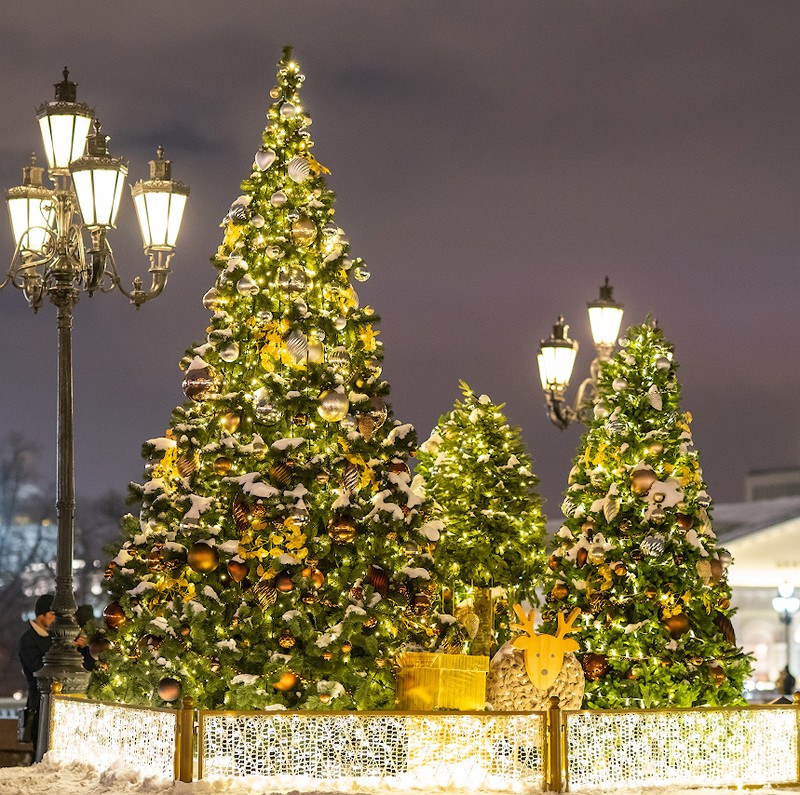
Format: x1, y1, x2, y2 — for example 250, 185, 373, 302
0, 760, 799, 795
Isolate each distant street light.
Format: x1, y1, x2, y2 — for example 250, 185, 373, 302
772, 582, 800, 672
537, 277, 624, 429
2, 69, 188, 757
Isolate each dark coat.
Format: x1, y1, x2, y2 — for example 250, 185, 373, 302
18, 623, 51, 710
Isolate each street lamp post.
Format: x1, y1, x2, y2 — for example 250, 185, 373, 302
2, 69, 188, 759
772, 583, 800, 684
536, 277, 624, 429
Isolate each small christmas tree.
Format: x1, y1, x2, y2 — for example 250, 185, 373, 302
417, 382, 546, 655
88, 48, 446, 711
539, 322, 751, 708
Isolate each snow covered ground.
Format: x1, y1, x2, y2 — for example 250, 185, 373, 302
0, 759, 798, 795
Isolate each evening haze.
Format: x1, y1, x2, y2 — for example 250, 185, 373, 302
0, 3, 798, 518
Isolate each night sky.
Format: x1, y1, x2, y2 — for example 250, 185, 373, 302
0, 3, 798, 518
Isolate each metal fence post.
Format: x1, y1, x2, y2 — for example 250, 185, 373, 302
175, 695, 195, 783
793, 691, 800, 786
546, 695, 564, 792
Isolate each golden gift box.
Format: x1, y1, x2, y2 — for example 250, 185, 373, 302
396, 652, 489, 711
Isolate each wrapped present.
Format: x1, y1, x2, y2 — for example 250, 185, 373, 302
397, 651, 489, 711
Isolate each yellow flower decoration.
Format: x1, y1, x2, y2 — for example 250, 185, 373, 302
221, 220, 244, 250
360, 324, 380, 353
307, 153, 331, 175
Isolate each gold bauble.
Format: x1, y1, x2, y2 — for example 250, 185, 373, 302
341, 641, 352, 654
103, 601, 126, 630
290, 217, 317, 246
221, 412, 241, 434
551, 582, 569, 600
708, 664, 726, 686
273, 671, 299, 692
631, 467, 658, 495
214, 456, 233, 475
322, 651, 333, 661
177, 451, 199, 478
88, 637, 112, 659
157, 677, 182, 702
412, 592, 431, 616
279, 630, 296, 649
328, 515, 357, 544
319, 693, 331, 704
253, 578, 278, 608
366, 564, 389, 597
275, 570, 294, 592
663, 612, 690, 639
269, 461, 294, 488
363, 616, 378, 629
227, 559, 248, 583
317, 389, 349, 422
576, 547, 588, 568
614, 563, 627, 577
547, 555, 560, 571
187, 542, 219, 573
302, 565, 325, 588
588, 545, 605, 565
647, 441, 664, 456
676, 513, 694, 530
581, 652, 609, 681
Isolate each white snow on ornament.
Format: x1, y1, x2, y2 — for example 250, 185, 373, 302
400, 566, 431, 580
478, 394, 491, 405
246, 481, 279, 499
565, 538, 590, 562
476, 454, 490, 464
272, 437, 305, 451
185, 355, 210, 373
349, 391, 369, 404
556, 526, 572, 539
183, 494, 214, 521
389, 472, 425, 509
142, 478, 166, 495
276, 553, 302, 566
438, 613, 458, 625
164, 541, 187, 553
316, 622, 344, 648
287, 484, 308, 498
202, 586, 221, 603
145, 436, 176, 451
127, 581, 156, 596
114, 549, 133, 565
504, 455, 520, 468
468, 408, 483, 423
232, 673, 260, 686
189, 601, 206, 614
418, 519, 443, 541
666, 639, 678, 651
217, 539, 239, 554
519, 466, 533, 477
282, 610, 301, 622
345, 605, 367, 617
383, 423, 414, 445
216, 639, 237, 650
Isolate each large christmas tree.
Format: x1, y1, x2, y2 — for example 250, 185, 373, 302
539, 322, 751, 708
417, 382, 546, 655
88, 48, 446, 711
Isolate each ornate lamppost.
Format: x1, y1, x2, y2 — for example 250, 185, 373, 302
772, 582, 800, 690
536, 277, 624, 429
2, 69, 188, 757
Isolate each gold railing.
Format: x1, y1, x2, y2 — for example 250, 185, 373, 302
47, 692, 800, 791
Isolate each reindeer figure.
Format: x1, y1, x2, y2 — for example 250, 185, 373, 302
510, 605, 581, 690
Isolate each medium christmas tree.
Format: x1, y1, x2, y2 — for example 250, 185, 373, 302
88, 48, 446, 711
539, 322, 751, 708
417, 382, 546, 655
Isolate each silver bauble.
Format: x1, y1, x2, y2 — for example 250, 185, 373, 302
255, 149, 276, 170
334, 316, 347, 331
291, 504, 309, 526
287, 156, 311, 183
279, 266, 307, 294
253, 388, 281, 423
606, 419, 626, 435
318, 388, 350, 422
285, 329, 308, 362
256, 310, 273, 324
237, 274, 259, 296
656, 356, 671, 370
270, 191, 288, 207
329, 346, 350, 367
280, 102, 296, 118
251, 214, 265, 228
612, 377, 628, 392
202, 287, 222, 311
369, 396, 388, 429
294, 298, 308, 315
218, 341, 240, 362
594, 402, 611, 419
341, 414, 357, 432
290, 217, 317, 246
641, 534, 666, 556
266, 246, 284, 260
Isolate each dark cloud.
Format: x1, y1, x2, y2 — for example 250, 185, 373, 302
0, 2, 798, 519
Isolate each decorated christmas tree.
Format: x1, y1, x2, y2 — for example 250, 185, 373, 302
417, 382, 546, 656
88, 48, 447, 711
539, 322, 751, 708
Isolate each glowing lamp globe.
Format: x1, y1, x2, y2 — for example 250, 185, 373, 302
587, 277, 624, 348
36, 68, 93, 173
538, 316, 578, 390
6, 155, 54, 253
131, 147, 189, 252
70, 120, 127, 229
